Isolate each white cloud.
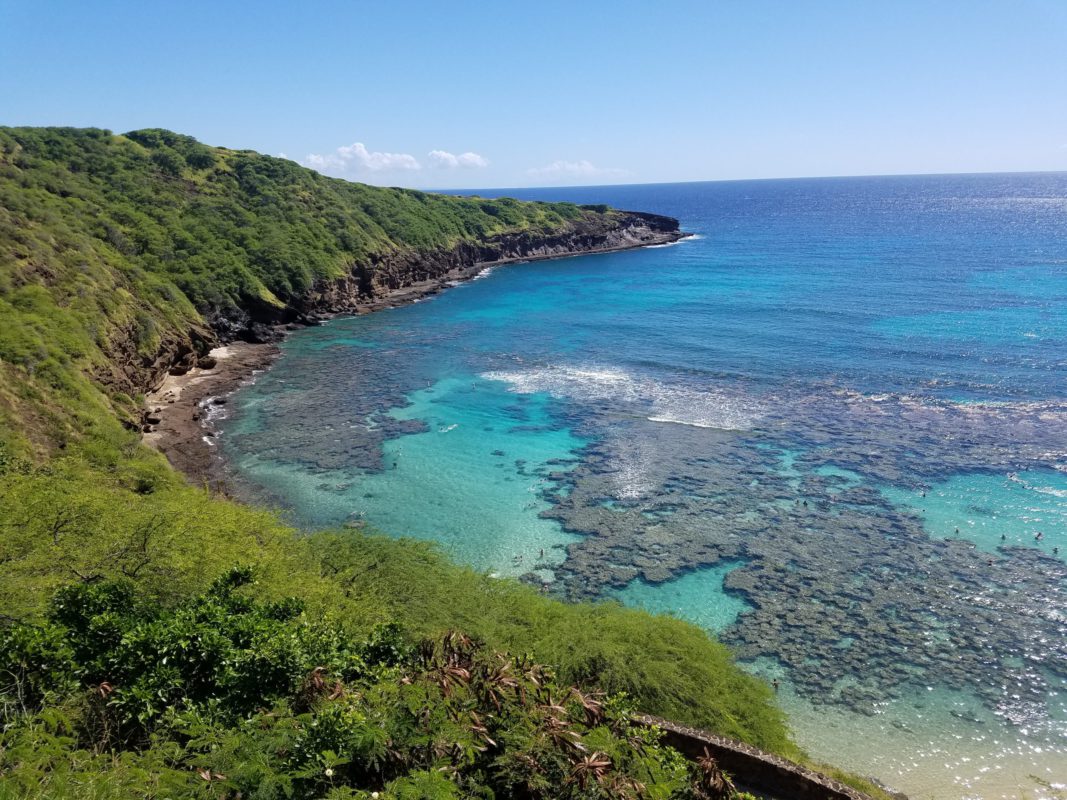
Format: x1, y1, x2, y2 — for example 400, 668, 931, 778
428, 149, 489, 169
303, 142, 422, 174
526, 159, 628, 181
302, 142, 489, 178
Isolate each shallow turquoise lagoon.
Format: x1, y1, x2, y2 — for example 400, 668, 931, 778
610, 563, 751, 634
224, 175, 1067, 799
882, 470, 1067, 557
230, 375, 584, 575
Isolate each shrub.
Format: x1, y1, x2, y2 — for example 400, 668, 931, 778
0, 573, 751, 800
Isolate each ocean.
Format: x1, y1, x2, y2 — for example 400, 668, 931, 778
219, 174, 1067, 799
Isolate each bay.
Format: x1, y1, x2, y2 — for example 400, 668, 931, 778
222, 174, 1067, 799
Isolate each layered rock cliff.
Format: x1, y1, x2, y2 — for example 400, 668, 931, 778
112, 209, 684, 405
223, 210, 683, 337
0, 125, 681, 447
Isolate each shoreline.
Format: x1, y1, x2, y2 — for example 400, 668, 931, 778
143, 341, 280, 491
143, 231, 687, 487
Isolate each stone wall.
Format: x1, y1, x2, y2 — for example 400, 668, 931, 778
633, 714, 897, 800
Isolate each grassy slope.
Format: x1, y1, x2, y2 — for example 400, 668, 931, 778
0, 458, 791, 755
0, 126, 609, 458
0, 127, 893, 797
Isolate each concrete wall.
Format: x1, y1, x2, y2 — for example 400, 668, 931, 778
633, 714, 898, 800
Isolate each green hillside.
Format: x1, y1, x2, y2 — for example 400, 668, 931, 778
0, 128, 886, 799
0, 126, 626, 459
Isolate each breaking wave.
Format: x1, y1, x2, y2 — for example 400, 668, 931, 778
482, 364, 764, 431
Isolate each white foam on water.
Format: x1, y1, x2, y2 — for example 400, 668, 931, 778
652, 387, 764, 432
1035, 485, 1067, 498
646, 233, 704, 248
483, 365, 760, 499
647, 415, 723, 429
1025, 481, 1067, 499
483, 364, 763, 431
1009, 471, 1067, 498
198, 399, 231, 426
608, 437, 659, 499
483, 365, 637, 401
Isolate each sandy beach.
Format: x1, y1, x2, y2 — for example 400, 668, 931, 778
142, 341, 280, 489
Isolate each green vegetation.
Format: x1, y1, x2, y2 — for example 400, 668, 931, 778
0, 125, 608, 460
0, 457, 791, 753
2, 569, 760, 799
0, 127, 885, 798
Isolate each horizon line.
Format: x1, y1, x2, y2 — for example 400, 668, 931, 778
5, 123, 1061, 193
427, 168, 1067, 195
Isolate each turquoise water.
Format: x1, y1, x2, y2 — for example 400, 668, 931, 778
222, 175, 1067, 799
882, 471, 1067, 555
227, 375, 583, 575
611, 563, 751, 634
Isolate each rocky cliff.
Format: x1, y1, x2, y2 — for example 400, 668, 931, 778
0, 126, 682, 448
208, 210, 683, 346
107, 209, 682, 430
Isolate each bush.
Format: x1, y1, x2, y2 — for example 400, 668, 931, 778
0, 573, 750, 800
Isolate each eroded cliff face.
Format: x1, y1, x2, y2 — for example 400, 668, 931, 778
98, 322, 216, 398
304, 210, 681, 312
209, 210, 682, 343
102, 209, 680, 412
124, 208, 680, 465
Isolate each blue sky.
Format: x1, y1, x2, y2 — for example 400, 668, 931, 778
2, 0, 1065, 188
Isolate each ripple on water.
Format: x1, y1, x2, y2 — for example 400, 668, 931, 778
483, 363, 765, 431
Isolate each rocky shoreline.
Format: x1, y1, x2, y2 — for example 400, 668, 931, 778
142, 342, 279, 490
142, 215, 686, 486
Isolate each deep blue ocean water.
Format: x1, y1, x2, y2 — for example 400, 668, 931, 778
221, 175, 1067, 799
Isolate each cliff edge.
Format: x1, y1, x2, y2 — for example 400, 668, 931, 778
0, 126, 679, 451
